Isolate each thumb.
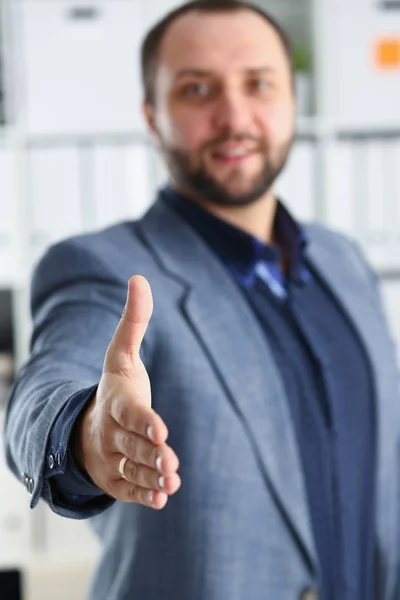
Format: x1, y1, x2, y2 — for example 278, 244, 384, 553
105, 275, 153, 372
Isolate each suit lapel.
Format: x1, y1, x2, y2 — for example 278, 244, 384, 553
304, 226, 398, 467
138, 199, 318, 570
305, 226, 400, 595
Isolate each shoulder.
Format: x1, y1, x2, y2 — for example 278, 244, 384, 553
305, 222, 357, 254
30, 220, 158, 312
304, 222, 376, 286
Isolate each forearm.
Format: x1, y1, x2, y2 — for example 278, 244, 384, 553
4, 357, 111, 518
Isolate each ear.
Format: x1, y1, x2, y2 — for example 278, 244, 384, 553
143, 101, 160, 143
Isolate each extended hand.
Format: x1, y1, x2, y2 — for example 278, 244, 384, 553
73, 276, 181, 509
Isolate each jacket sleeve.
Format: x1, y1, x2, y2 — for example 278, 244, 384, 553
44, 384, 112, 509
3, 237, 129, 519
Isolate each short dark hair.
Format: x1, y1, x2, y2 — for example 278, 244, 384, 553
140, 0, 295, 106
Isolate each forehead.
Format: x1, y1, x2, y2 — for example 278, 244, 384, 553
158, 9, 289, 77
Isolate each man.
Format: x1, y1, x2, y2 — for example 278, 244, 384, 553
5, 1, 400, 599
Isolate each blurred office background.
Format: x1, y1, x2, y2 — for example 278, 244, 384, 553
0, 0, 399, 598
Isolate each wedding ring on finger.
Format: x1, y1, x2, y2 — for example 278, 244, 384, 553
118, 455, 129, 480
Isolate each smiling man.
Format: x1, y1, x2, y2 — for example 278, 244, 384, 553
145, 2, 295, 242
5, 2, 400, 600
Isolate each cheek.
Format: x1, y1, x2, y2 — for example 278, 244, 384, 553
160, 103, 213, 150
177, 115, 209, 148
258, 104, 294, 142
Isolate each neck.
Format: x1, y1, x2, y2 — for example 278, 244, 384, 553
172, 185, 277, 244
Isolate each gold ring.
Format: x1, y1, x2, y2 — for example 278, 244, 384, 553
118, 456, 128, 480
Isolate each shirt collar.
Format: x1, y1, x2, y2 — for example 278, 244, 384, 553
160, 185, 308, 286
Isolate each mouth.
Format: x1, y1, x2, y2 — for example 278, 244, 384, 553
211, 144, 258, 165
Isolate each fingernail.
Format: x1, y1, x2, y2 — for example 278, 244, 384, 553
146, 424, 155, 443
155, 455, 163, 473
148, 491, 154, 505
158, 476, 165, 490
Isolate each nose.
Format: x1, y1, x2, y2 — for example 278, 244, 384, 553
212, 88, 253, 134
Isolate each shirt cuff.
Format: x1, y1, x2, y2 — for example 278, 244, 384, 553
45, 384, 105, 500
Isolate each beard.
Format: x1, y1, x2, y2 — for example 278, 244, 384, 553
159, 133, 294, 208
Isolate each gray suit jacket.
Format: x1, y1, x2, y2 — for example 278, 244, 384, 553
5, 197, 400, 599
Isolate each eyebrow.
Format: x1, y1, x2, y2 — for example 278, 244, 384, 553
175, 66, 277, 80
246, 67, 277, 76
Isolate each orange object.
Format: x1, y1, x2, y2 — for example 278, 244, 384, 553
375, 38, 400, 69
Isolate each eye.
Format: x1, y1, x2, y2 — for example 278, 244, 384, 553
250, 78, 271, 92
183, 82, 210, 97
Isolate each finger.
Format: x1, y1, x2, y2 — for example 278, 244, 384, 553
110, 481, 169, 509
109, 397, 168, 444
113, 429, 180, 475
115, 455, 181, 495
105, 275, 153, 371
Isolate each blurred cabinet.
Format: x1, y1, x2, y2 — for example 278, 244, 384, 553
17, 0, 235, 135
92, 143, 153, 229
0, 412, 30, 568
125, 144, 159, 218
362, 138, 400, 270
381, 279, 400, 363
27, 147, 82, 265
324, 137, 400, 271
324, 140, 359, 236
19, 0, 146, 134
0, 149, 18, 286
276, 140, 316, 222
319, 0, 400, 125
91, 145, 132, 229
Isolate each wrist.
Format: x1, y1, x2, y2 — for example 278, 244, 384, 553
70, 394, 96, 480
